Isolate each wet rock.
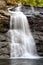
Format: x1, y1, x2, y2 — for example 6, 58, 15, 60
28, 14, 43, 56
0, 42, 10, 58
0, 8, 10, 33
0, 34, 7, 41
5, 30, 11, 42
0, 55, 9, 59
0, 48, 9, 54
0, 42, 8, 48
0, 28, 8, 33
38, 53, 43, 56
0, 13, 10, 33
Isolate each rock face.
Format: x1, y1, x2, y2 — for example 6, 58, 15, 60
0, 10, 10, 33
27, 14, 43, 56
0, 34, 10, 59
0, 7, 10, 58
0, 42, 9, 58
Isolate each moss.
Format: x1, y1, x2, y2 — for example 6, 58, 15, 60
0, 24, 4, 28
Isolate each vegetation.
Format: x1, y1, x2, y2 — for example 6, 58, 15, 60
5, 0, 43, 6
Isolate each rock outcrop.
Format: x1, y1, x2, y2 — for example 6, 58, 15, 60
0, 5, 10, 58
28, 14, 43, 56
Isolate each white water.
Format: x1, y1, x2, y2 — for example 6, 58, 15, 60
8, 5, 40, 59
31, 6, 35, 13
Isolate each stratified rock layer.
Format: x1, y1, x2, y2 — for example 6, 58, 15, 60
27, 14, 43, 56
0, 9, 10, 58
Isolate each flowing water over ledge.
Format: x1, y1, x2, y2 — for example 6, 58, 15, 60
9, 11, 38, 58
8, 4, 43, 59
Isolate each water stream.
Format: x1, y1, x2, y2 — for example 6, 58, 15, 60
8, 4, 41, 59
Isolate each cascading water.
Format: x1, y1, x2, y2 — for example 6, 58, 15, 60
8, 4, 40, 59
31, 6, 35, 13
31, 6, 40, 15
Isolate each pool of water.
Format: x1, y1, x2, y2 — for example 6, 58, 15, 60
0, 59, 43, 65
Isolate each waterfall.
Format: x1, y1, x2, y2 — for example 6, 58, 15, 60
8, 5, 40, 59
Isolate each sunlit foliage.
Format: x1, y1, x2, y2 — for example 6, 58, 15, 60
5, 0, 43, 6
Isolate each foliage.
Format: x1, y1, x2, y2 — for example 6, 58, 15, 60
5, 0, 43, 6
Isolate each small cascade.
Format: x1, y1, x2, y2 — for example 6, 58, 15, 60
31, 6, 40, 15
31, 6, 35, 13
8, 4, 40, 59
15, 4, 22, 11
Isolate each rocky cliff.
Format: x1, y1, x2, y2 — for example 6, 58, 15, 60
27, 14, 43, 56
